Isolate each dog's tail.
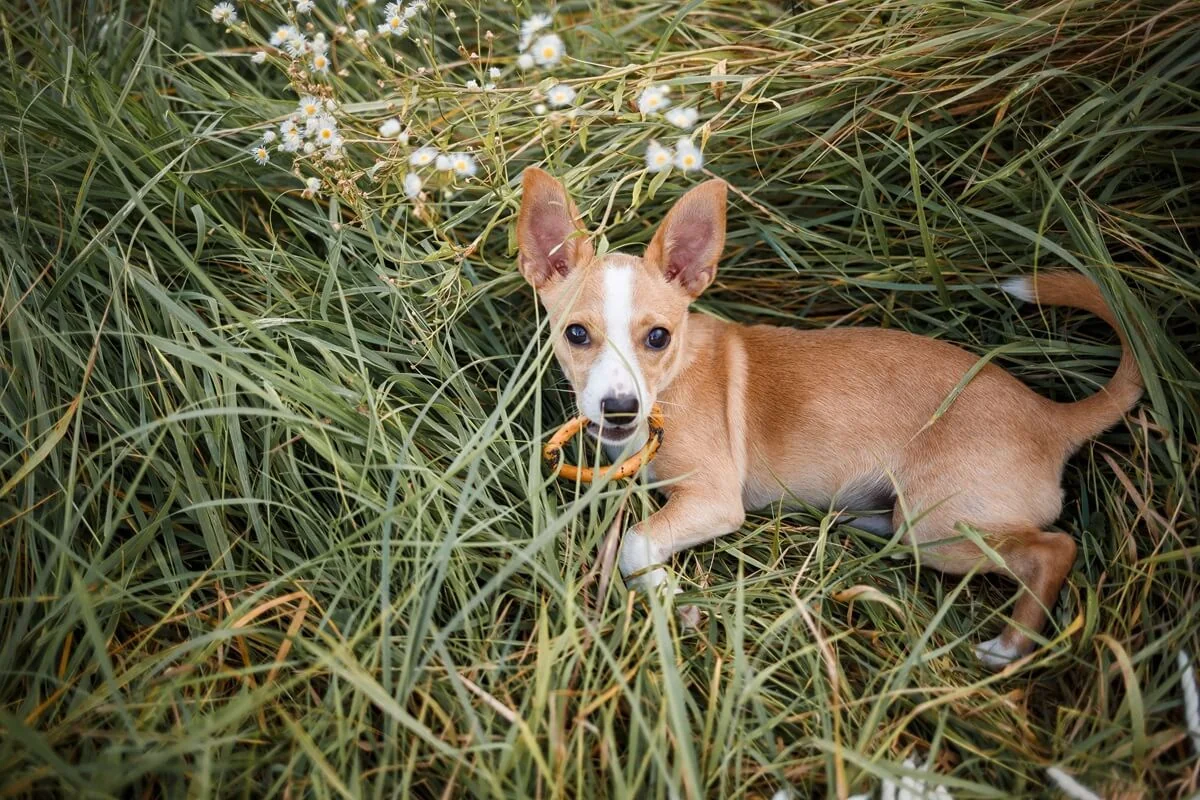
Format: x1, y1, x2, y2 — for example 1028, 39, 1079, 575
1001, 271, 1143, 449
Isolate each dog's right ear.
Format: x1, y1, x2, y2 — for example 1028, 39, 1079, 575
517, 168, 594, 289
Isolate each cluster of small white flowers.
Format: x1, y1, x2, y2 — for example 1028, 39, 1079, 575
516, 13, 563, 70
845, 755, 955, 800
641, 84, 701, 130
644, 138, 703, 173
392, 146, 478, 201
378, 0, 427, 37
267, 95, 344, 162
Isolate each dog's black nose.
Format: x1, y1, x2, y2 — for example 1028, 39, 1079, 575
600, 395, 639, 424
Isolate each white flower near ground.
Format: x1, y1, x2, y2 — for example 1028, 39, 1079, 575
250, 144, 270, 165
262, 130, 277, 143
311, 52, 330, 74
280, 118, 299, 137
280, 133, 302, 152
251, 50, 267, 64
311, 33, 328, 54
297, 96, 323, 119
398, 131, 410, 145
449, 152, 477, 176
674, 138, 703, 171
665, 106, 699, 130
404, 172, 422, 198
517, 53, 534, 70
295, 0, 314, 13
304, 176, 321, 196
354, 28, 369, 42
489, 66, 501, 79
379, 118, 402, 138
484, 83, 497, 91
210, 2, 237, 24
409, 147, 438, 167
533, 103, 547, 115
303, 142, 317, 154
466, 79, 479, 90
645, 140, 673, 172
435, 154, 453, 171
269, 25, 296, 47
530, 33, 564, 66
324, 99, 337, 112
638, 85, 671, 114
547, 84, 576, 107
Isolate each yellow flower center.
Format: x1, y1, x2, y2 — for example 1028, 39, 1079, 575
304, 105, 316, 115
391, 17, 401, 28
542, 46, 555, 58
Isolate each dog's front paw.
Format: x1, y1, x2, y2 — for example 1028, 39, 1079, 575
677, 603, 703, 630
974, 635, 1024, 669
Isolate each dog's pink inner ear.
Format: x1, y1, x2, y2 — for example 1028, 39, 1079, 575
650, 179, 727, 297
517, 169, 592, 289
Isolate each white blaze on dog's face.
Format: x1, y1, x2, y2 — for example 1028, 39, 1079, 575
517, 168, 727, 445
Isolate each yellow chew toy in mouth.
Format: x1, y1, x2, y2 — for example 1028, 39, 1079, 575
543, 405, 665, 483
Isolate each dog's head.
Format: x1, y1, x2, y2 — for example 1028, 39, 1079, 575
517, 167, 727, 445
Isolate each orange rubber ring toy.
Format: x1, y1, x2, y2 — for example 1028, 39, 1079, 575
543, 405, 665, 483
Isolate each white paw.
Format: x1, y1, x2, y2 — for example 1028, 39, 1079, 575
619, 529, 666, 593
974, 635, 1023, 668
677, 603, 703, 629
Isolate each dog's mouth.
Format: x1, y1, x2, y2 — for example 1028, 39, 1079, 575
586, 420, 641, 445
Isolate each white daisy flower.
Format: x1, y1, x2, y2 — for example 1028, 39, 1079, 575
311, 52, 330, 73
284, 33, 309, 58
466, 79, 479, 90
379, 118, 402, 138
296, 0, 315, 13
262, 130, 277, 143
435, 154, 453, 171
280, 134, 302, 152
250, 144, 270, 165
449, 152, 477, 177
409, 147, 438, 167
665, 106, 699, 130
313, 117, 339, 146
251, 50, 267, 64
311, 33, 328, 54
297, 96, 323, 119
533, 103, 547, 115
280, 118, 299, 137
674, 138, 703, 171
404, 172, 422, 198
645, 140, 672, 172
547, 84, 576, 107
517, 53, 534, 70
304, 176, 321, 196
403, 3, 419, 18
380, 15, 408, 35
210, 2, 237, 24
637, 85, 671, 114
530, 33, 564, 67
489, 66, 501, 79
269, 25, 297, 47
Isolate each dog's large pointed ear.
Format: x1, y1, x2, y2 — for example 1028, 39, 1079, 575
646, 179, 727, 297
516, 168, 594, 289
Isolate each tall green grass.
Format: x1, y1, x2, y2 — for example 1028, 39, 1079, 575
1, 0, 1198, 796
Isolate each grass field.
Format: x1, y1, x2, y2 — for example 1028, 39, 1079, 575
2, 0, 1199, 796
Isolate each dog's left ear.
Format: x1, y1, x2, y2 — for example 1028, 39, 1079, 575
646, 179, 727, 297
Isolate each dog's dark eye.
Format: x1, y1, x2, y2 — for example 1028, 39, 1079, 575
646, 327, 671, 350
565, 324, 590, 346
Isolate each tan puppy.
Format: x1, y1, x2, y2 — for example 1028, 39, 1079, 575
517, 168, 1143, 667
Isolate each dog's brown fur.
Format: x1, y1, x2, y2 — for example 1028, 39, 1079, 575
517, 167, 1143, 666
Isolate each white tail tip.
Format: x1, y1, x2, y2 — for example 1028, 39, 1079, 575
1000, 276, 1035, 303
